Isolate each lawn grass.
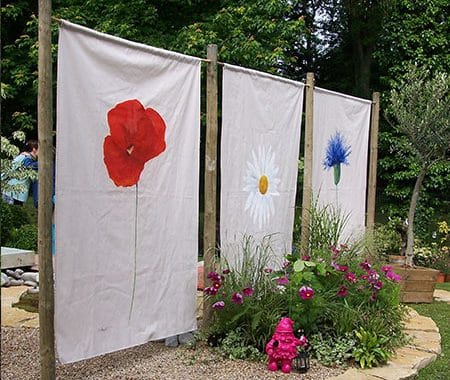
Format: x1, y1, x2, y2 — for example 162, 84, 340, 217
411, 299, 450, 380
435, 282, 450, 292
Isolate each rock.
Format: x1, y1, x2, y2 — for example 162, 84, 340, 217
22, 272, 39, 283
6, 269, 21, 280
178, 332, 195, 344
1, 272, 10, 287
23, 280, 38, 287
12, 289, 39, 313
164, 336, 179, 347
15, 268, 24, 276
9, 279, 24, 286
27, 287, 39, 294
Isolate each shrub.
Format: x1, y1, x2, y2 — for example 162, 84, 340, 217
309, 331, 356, 366
1, 200, 31, 244
5, 223, 38, 251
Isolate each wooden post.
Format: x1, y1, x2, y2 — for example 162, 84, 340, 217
38, 0, 55, 379
300, 73, 314, 255
366, 92, 380, 232
203, 44, 218, 326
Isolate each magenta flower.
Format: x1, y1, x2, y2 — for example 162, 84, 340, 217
207, 271, 222, 283
212, 301, 225, 310
301, 255, 312, 261
381, 265, 392, 273
276, 276, 289, 285
386, 270, 402, 282
231, 292, 244, 305
359, 260, 372, 271
204, 286, 218, 296
332, 261, 349, 272
263, 268, 273, 274
298, 286, 315, 300
373, 280, 383, 290
298, 335, 308, 346
242, 287, 254, 297
370, 292, 378, 302
344, 271, 357, 283
367, 270, 380, 282
331, 245, 340, 258
336, 285, 348, 297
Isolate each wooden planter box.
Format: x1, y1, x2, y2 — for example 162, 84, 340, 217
392, 265, 439, 303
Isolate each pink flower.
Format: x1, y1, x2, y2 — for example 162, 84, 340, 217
373, 280, 383, 290
231, 292, 244, 305
359, 260, 372, 271
204, 286, 218, 296
336, 285, 348, 297
332, 261, 349, 272
344, 271, 357, 283
207, 271, 221, 283
212, 301, 225, 309
242, 287, 254, 297
263, 268, 273, 274
298, 286, 315, 300
386, 270, 402, 282
301, 255, 311, 261
331, 245, 340, 258
381, 265, 392, 273
276, 276, 289, 285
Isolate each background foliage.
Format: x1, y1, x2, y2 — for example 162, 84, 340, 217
1, 0, 449, 242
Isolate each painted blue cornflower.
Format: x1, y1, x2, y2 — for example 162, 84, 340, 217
323, 132, 351, 185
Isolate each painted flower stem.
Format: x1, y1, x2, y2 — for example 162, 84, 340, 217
129, 183, 139, 321
333, 164, 341, 186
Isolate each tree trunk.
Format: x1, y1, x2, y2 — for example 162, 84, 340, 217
405, 165, 428, 266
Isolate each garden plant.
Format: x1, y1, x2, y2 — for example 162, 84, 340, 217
203, 205, 407, 368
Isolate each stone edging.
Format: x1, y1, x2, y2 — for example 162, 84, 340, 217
328, 307, 441, 380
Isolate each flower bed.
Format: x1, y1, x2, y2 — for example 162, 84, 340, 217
203, 236, 407, 370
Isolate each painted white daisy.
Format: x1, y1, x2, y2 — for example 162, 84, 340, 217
243, 146, 280, 228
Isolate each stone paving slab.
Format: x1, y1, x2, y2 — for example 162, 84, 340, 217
434, 289, 450, 303
407, 329, 441, 354
1, 286, 38, 328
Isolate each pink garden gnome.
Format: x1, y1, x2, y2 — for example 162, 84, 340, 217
265, 317, 302, 373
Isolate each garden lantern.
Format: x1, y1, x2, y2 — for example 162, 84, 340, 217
293, 351, 310, 373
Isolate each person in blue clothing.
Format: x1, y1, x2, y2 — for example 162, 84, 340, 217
2, 139, 39, 205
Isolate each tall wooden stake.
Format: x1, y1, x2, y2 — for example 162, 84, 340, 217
203, 44, 218, 326
300, 73, 314, 255
366, 92, 380, 232
38, 0, 55, 378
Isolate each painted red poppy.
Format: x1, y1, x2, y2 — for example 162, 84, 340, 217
103, 99, 166, 187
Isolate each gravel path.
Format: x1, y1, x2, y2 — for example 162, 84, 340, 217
1, 326, 346, 379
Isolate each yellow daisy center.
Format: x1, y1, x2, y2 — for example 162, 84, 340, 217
259, 175, 269, 195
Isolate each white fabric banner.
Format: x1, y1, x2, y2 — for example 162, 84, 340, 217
55, 21, 201, 363
312, 87, 371, 241
220, 64, 304, 267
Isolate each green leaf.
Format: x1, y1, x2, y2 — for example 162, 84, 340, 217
294, 260, 305, 272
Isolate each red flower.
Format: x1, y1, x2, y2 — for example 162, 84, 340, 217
103, 99, 166, 187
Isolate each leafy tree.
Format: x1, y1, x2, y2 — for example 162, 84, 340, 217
386, 66, 449, 266
375, 0, 450, 237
